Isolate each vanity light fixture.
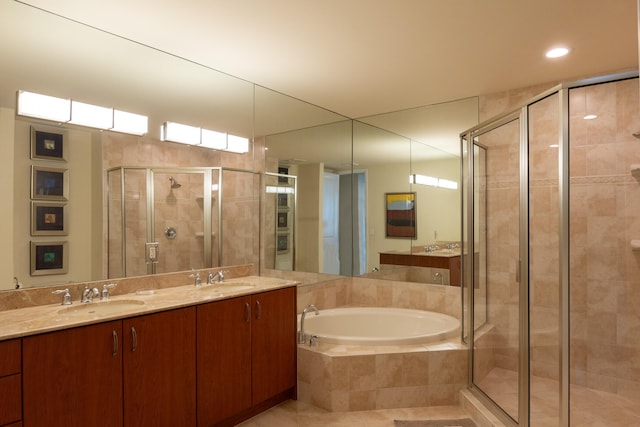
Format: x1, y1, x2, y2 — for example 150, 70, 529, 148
17, 90, 148, 135
545, 46, 570, 58
70, 100, 113, 129
112, 110, 148, 135
201, 128, 227, 150
266, 186, 295, 194
226, 134, 250, 153
17, 90, 71, 122
583, 114, 597, 120
161, 121, 201, 145
410, 174, 458, 190
161, 121, 250, 154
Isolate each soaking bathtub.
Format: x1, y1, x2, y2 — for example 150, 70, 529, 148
298, 306, 460, 346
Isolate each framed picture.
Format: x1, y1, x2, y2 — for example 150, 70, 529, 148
277, 233, 289, 254
31, 165, 68, 201
278, 166, 289, 184
277, 193, 289, 209
31, 201, 67, 236
31, 125, 66, 161
385, 192, 417, 238
277, 211, 288, 229
30, 241, 68, 276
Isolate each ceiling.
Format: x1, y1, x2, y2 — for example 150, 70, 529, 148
16, 0, 639, 119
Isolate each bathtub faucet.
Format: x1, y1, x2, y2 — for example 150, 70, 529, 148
298, 304, 320, 344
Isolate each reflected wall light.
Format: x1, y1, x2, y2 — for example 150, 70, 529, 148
112, 110, 148, 135
17, 90, 71, 122
161, 121, 250, 154
201, 128, 227, 149
266, 186, 295, 194
410, 174, 458, 190
161, 121, 201, 145
17, 90, 148, 135
226, 134, 249, 153
70, 101, 113, 129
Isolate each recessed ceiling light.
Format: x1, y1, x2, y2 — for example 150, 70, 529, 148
545, 47, 570, 58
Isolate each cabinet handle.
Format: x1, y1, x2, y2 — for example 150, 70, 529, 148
112, 330, 118, 357
245, 302, 251, 323
131, 326, 137, 352
255, 300, 262, 320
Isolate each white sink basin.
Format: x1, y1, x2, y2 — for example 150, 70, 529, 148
58, 300, 145, 316
199, 282, 257, 293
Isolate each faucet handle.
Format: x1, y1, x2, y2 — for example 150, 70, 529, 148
52, 288, 72, 305
101, 283, 117, 300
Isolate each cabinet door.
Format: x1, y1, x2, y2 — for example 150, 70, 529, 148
251, 287, 296, 404
23, 321, 123, 427
123, 307, 196, 427
197, 296, 251, 427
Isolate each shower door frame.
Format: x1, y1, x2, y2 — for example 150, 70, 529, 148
108, 166, 222, 277
461, 71, 639, 427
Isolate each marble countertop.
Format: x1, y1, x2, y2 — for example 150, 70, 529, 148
379, 249, 461, 258
0, 276, 298, 341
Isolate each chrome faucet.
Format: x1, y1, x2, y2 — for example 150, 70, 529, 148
433, 272, 443, 285
298, 304, 320, 344
52, 288, 72, 305
101, 283, 117, 300
207, 271, 224, 285
81, 286, 99, 303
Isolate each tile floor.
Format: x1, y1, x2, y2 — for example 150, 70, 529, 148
477, 368, 640, 426
238, 400, 472, 427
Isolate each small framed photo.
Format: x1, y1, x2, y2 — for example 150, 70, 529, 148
31, 165, 68, 201
277, 193, 289, 209
277, 211, 288, 229
31, 201, 67, 236
31, 125, 66, 161
277, 233, 289, 254
30, 241, 68, 276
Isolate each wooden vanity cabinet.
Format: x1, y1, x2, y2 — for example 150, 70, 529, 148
22, 321, 123, 427
0, 339, 22, 427
197, 286, 296, 427
123, 307, 196, 427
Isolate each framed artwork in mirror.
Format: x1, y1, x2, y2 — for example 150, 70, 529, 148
30, 241, 68, 276
31, 201, 67, 236
277, 211, 288, 229
30, 125, 66, 161
277, 233, 289, 254
31, 165, 68, 201
385, 192, 417, 238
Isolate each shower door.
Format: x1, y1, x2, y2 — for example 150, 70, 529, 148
150, 168, 217, 275
463, 113, 526, 425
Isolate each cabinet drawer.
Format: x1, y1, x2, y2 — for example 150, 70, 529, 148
0, 339, 20, 377
0, 374, 22, 426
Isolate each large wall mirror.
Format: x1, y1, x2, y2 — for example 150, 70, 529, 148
0, 1, 477, 291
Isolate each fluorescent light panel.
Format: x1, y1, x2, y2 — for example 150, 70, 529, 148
161, 121, 201, 145
411, 174, 458, 190
17, 90, 148, 135
70, 101, 113, 129
113, 110, 148, 135
17, 90, 71, 122
266, 186, 295, 194
161, 121, 249, 154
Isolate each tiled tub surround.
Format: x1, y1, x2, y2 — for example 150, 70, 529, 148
285, 273, 467, 412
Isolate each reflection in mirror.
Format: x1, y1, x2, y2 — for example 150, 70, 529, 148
262, 116, 353, 276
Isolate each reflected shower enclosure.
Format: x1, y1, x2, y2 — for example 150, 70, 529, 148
107, 166, 259, 278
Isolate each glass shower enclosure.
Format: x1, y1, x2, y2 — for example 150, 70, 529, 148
462, 72, 640, 426
107, 166, 260, 278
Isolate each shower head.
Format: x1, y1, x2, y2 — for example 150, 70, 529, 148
169, 177, 181, 189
